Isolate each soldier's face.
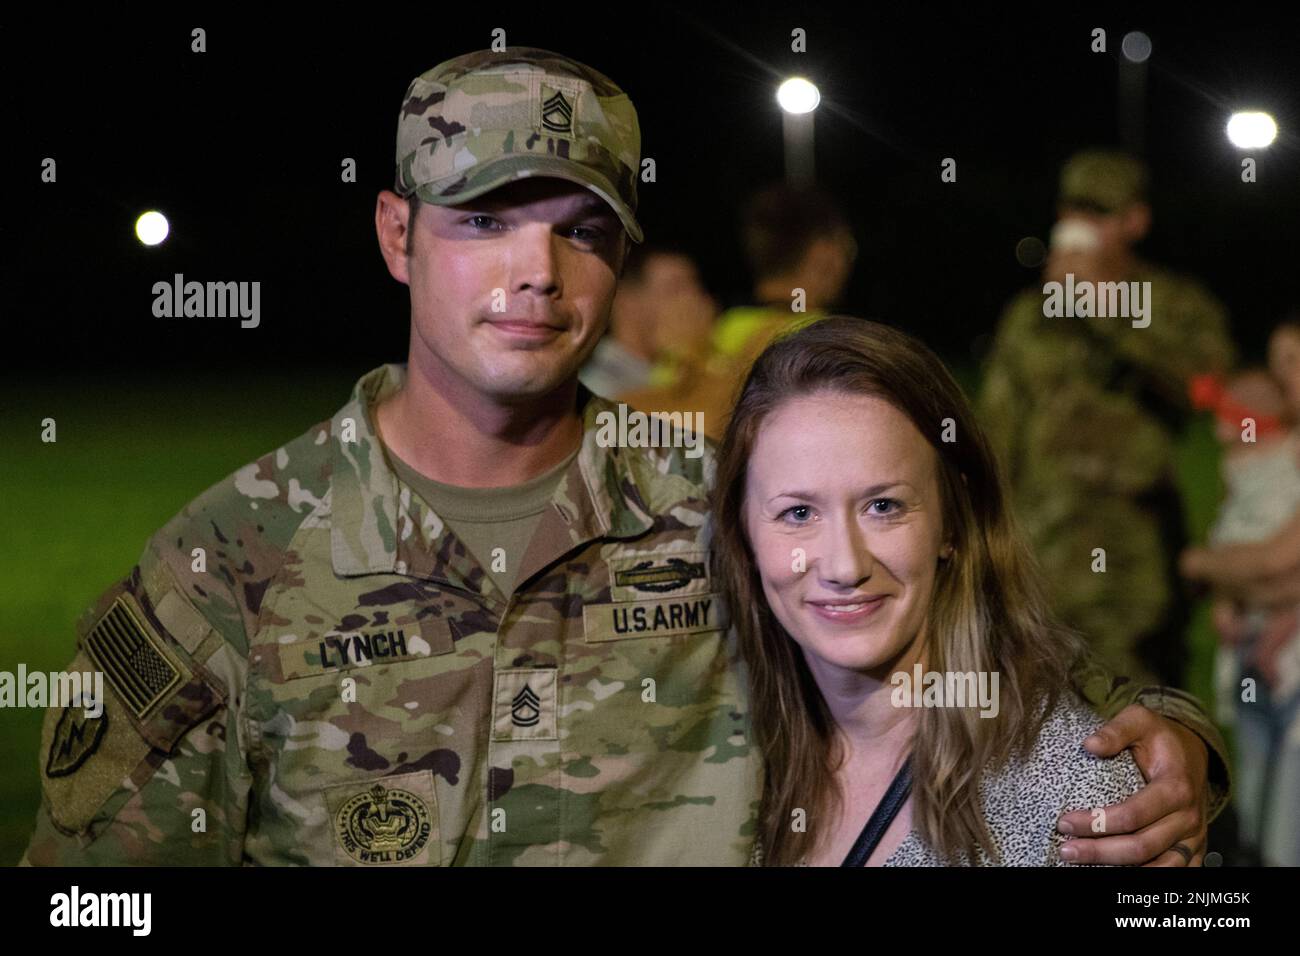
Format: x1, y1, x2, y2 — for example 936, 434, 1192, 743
742, 392, 948, 684
402, 178, 625, 403
1053, 203, 1148, 266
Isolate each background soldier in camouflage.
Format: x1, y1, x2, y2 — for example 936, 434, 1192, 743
25, 55, 1226, 866
979, 150, 1236, 688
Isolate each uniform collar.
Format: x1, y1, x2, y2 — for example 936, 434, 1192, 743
329, 363, 656, 596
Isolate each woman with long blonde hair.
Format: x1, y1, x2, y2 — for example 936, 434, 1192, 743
714, 316, 1145, 865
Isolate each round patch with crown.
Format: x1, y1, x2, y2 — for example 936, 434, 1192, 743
333, 783, 432, 864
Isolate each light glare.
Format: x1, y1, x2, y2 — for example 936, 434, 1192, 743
777, 77, 820, 114
135, 210, 169, 246
1226, 111, 1278, 149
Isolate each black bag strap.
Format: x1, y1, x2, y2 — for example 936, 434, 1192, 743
841, 754, 913, 867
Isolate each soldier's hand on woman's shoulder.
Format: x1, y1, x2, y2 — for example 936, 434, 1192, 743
1055, 704, 1208, 866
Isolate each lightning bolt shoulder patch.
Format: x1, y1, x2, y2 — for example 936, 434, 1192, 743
38, 565, 227, 837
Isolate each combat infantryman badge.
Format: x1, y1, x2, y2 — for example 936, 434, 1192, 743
615, 558, 707, 594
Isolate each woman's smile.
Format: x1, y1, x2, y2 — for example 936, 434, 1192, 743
806, 595, 888, 623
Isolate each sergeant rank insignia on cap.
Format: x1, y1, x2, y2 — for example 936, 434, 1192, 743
541, 89, 574, 133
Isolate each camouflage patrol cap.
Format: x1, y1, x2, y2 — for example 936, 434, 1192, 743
395, 48, 644, 243
1059, 150, 1149, 214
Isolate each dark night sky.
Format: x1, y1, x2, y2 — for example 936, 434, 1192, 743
9, 4, 1299, 380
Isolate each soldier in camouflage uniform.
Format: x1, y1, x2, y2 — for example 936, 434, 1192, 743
24, 55, 1227, 866
979, 150, 1236, 688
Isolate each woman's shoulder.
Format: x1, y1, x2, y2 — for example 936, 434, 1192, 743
971, 691, 1145, 864
1005, 691, 1145, 797
885, 692, 1146, 867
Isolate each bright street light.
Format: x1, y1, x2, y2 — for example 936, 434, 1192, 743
777, 77, 820, 115
1226, 111, 1278, 149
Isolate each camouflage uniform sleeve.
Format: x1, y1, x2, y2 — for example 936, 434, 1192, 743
1118, 271, 1236, 404
21, 494, 256, 865
1068, 652, 1231, 822
977, 292, 1040, 481
1181, 279, 1235, 377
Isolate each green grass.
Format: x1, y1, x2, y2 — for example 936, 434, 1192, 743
0, 366, 1228, 865
1174, 414, 1233, 761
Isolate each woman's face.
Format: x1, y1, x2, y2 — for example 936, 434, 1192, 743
742, 392, 949, 681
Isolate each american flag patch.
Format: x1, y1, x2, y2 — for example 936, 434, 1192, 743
84, 593, 181, 719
